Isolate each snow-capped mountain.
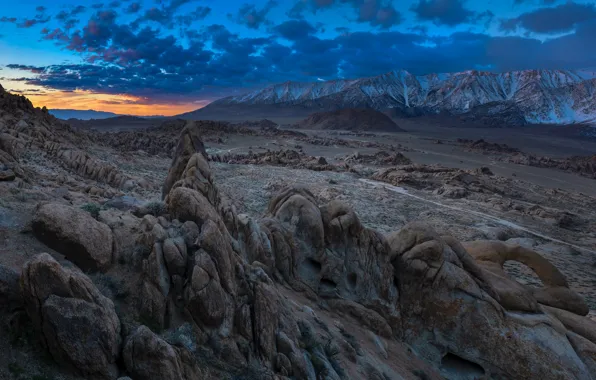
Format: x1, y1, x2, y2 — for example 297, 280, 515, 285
193, 69, 596, 125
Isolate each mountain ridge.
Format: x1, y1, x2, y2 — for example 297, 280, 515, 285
184, 68, 596, 125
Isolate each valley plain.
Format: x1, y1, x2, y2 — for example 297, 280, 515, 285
1, 86, 596, 380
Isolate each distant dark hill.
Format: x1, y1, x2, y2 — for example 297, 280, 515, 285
49, 109, 122, 120
50, 109, 166, 121
296, 108, 404, 132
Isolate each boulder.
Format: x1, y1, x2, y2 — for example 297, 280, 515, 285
163, 237, 188, 277
184, 250, 229, 328
32, 203, 113, 272
123, 326, 203, 380
167, 187, 225, 233
20, 253, 120, 378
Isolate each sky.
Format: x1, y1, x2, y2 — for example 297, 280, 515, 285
1, 0, 596, 116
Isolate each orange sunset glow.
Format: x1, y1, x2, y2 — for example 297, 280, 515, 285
24, 90, 205, 116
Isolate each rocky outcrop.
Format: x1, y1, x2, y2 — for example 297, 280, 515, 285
210, 149, 338, 172
342, 151, 412, 166
123, 326, 203, 380
20, 253, 120, 379
162, 122, 208, 199
0, 85, 141, 189
390, 223, 594, 379
32, 203, 113, 272
464, 240, 589, 315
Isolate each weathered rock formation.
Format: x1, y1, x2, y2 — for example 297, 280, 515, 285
32, 203, 114, 272
20, 253, 121, 379
5, 121, 595, 380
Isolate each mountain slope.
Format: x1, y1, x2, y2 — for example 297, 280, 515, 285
296, 108, 404, 132
186, 69, 596, 125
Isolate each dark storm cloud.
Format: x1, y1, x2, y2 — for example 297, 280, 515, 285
231, 0, 278, 29
272, 20, 317, 40
410, 0, 476, 26
501, 1, 596, 34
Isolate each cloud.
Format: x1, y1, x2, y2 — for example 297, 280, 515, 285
132, 0, 196, 28
231, 0, 278, 29
17, 6, 51, 28
175, 6, 212, 28
355, 0, 402, 28
288, 0, 402, 28
5, 0, 596, 105
6, 64, 46, 73
411, 0, 476, 26
273, 20, 317, 40
125, 2, 142, 13
513, 0, 558, 5
501, 1, 596, 34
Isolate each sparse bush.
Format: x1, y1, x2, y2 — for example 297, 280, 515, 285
146, 201, 166, 216
90, 273, 128, 300
163, 323, 196, 352
7, 362, 25, 376
81, 202, 101, 219
137, 313, 163, 334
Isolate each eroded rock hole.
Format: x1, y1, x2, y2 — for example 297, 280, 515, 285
441, 353, 485, 379
347, 273, 357, 289
503, 260, 544, 289
319, 278, 338, 291
303, 258, 322, 274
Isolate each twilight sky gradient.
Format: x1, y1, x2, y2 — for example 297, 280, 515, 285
1, 0, 596, 115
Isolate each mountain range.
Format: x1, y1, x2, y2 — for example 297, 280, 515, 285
182, 69, 596, 126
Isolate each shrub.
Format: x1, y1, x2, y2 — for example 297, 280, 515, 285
81, 203, 101, 219
146, 201, 166, 216
89, 273, 128, 300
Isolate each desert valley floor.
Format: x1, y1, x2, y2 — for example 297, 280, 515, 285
1, 97, 596, 379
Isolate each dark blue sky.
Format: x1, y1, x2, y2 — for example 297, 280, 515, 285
1, 0, 595, 115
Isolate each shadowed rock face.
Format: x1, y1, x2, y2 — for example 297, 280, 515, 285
32, 203, 114, 272
20, 253, 121, 379
8, 123, 596, 380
